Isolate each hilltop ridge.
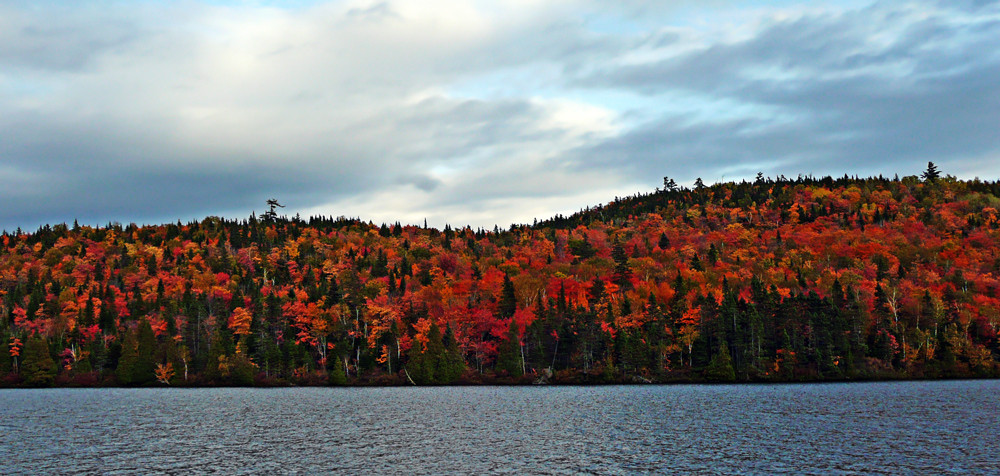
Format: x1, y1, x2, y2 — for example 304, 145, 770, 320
3, 167, 999, 386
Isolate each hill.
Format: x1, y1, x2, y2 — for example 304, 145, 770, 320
3, 167, 999, 386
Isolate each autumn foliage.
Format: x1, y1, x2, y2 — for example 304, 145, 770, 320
1, 171, 999, 386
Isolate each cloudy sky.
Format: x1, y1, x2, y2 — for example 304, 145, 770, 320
2, 0, 999, 231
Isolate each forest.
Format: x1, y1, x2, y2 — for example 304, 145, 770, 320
3, 164, 999, 386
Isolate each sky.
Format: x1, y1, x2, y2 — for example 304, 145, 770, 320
2, 0, 999, 232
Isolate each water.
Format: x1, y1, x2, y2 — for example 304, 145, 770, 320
1, 380, 998, 474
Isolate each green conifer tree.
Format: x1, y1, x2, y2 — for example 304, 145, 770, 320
406, 339, 431, 384
117, 328, 140, 385
21, 336, 56, 387
704, 344, 736, 382
439, 323, 465, 383
423, 322, 448, 384
496, 319, 524, 378
328, 353, 347, 385
0, 351, 9, 377
133, 319, 157, 384
499, 274, 517, 319
921, 161, 940, 182
205, 327, 234, 384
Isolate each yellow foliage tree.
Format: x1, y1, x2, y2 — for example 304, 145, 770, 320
229, 307, 253, 336
155, 362, 175, 385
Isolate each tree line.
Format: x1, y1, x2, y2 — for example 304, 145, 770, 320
2, 165, 999, 386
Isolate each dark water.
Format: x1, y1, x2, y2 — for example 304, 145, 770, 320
1, 380, 998, 474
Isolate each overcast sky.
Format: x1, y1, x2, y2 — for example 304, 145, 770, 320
2, 0, 999, 232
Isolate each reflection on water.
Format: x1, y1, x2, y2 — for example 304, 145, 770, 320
1, 380, 998, 474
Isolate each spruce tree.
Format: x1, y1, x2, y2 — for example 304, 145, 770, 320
228, 342, 256, 386
440, 323, 465, 383
658, 232, 670, 249
499, 274, 517, 319
423, 322, 447, 384
612, 241, 631, 289
704, 344, 736, 382
707, 243, 720, 265
496, 319, 524, 378
406, 339, 430, 384
134, 319, 157, 385
0, 342, 11, 375
205, 326, 234, 384
22, 336, 56, 387
406, 321, 462, 385
921, 161, 941, 182
117, 328, 140, 385
328, 353, 347, 385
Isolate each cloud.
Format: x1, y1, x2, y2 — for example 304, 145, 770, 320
0, 5, 145, 73
573, 1, 1000, 183
1, 0, 998, 231
0, 0, 625, 230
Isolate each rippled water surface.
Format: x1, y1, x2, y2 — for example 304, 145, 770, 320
2, 380, 998, 474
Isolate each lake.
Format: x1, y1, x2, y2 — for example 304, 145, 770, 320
1, 380, 998, 474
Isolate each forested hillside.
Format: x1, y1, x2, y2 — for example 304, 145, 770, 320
3, 166, 999, 386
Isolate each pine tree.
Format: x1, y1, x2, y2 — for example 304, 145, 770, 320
663, 176, 678, 191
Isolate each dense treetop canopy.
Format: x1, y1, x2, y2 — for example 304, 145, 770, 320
2, 171, 999, 386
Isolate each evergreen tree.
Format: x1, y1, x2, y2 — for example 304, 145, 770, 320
423, 322, 448, 384
440, 323, 465, 383
117, 328, 140, 385
704, 344, 736, 382
328, 352, 348, 385
707, 243, 719, 265
0, 341, 11, 375
499, 274, 517, 319
612, 241, 631, 290
657, 232, 670, 249
589, 278, 606, 310
615, 329, 645, 375
21, 336, 56, 387
406, 339, 430, 384
663, 176, 678, 191
690, 254, 704, 271
134, 319, 157, 385
406, 321, 462, 385
921, 161, 941, 182
227, 342, 256, 386
496, 319, 524, 378
205, 326, 234, 384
